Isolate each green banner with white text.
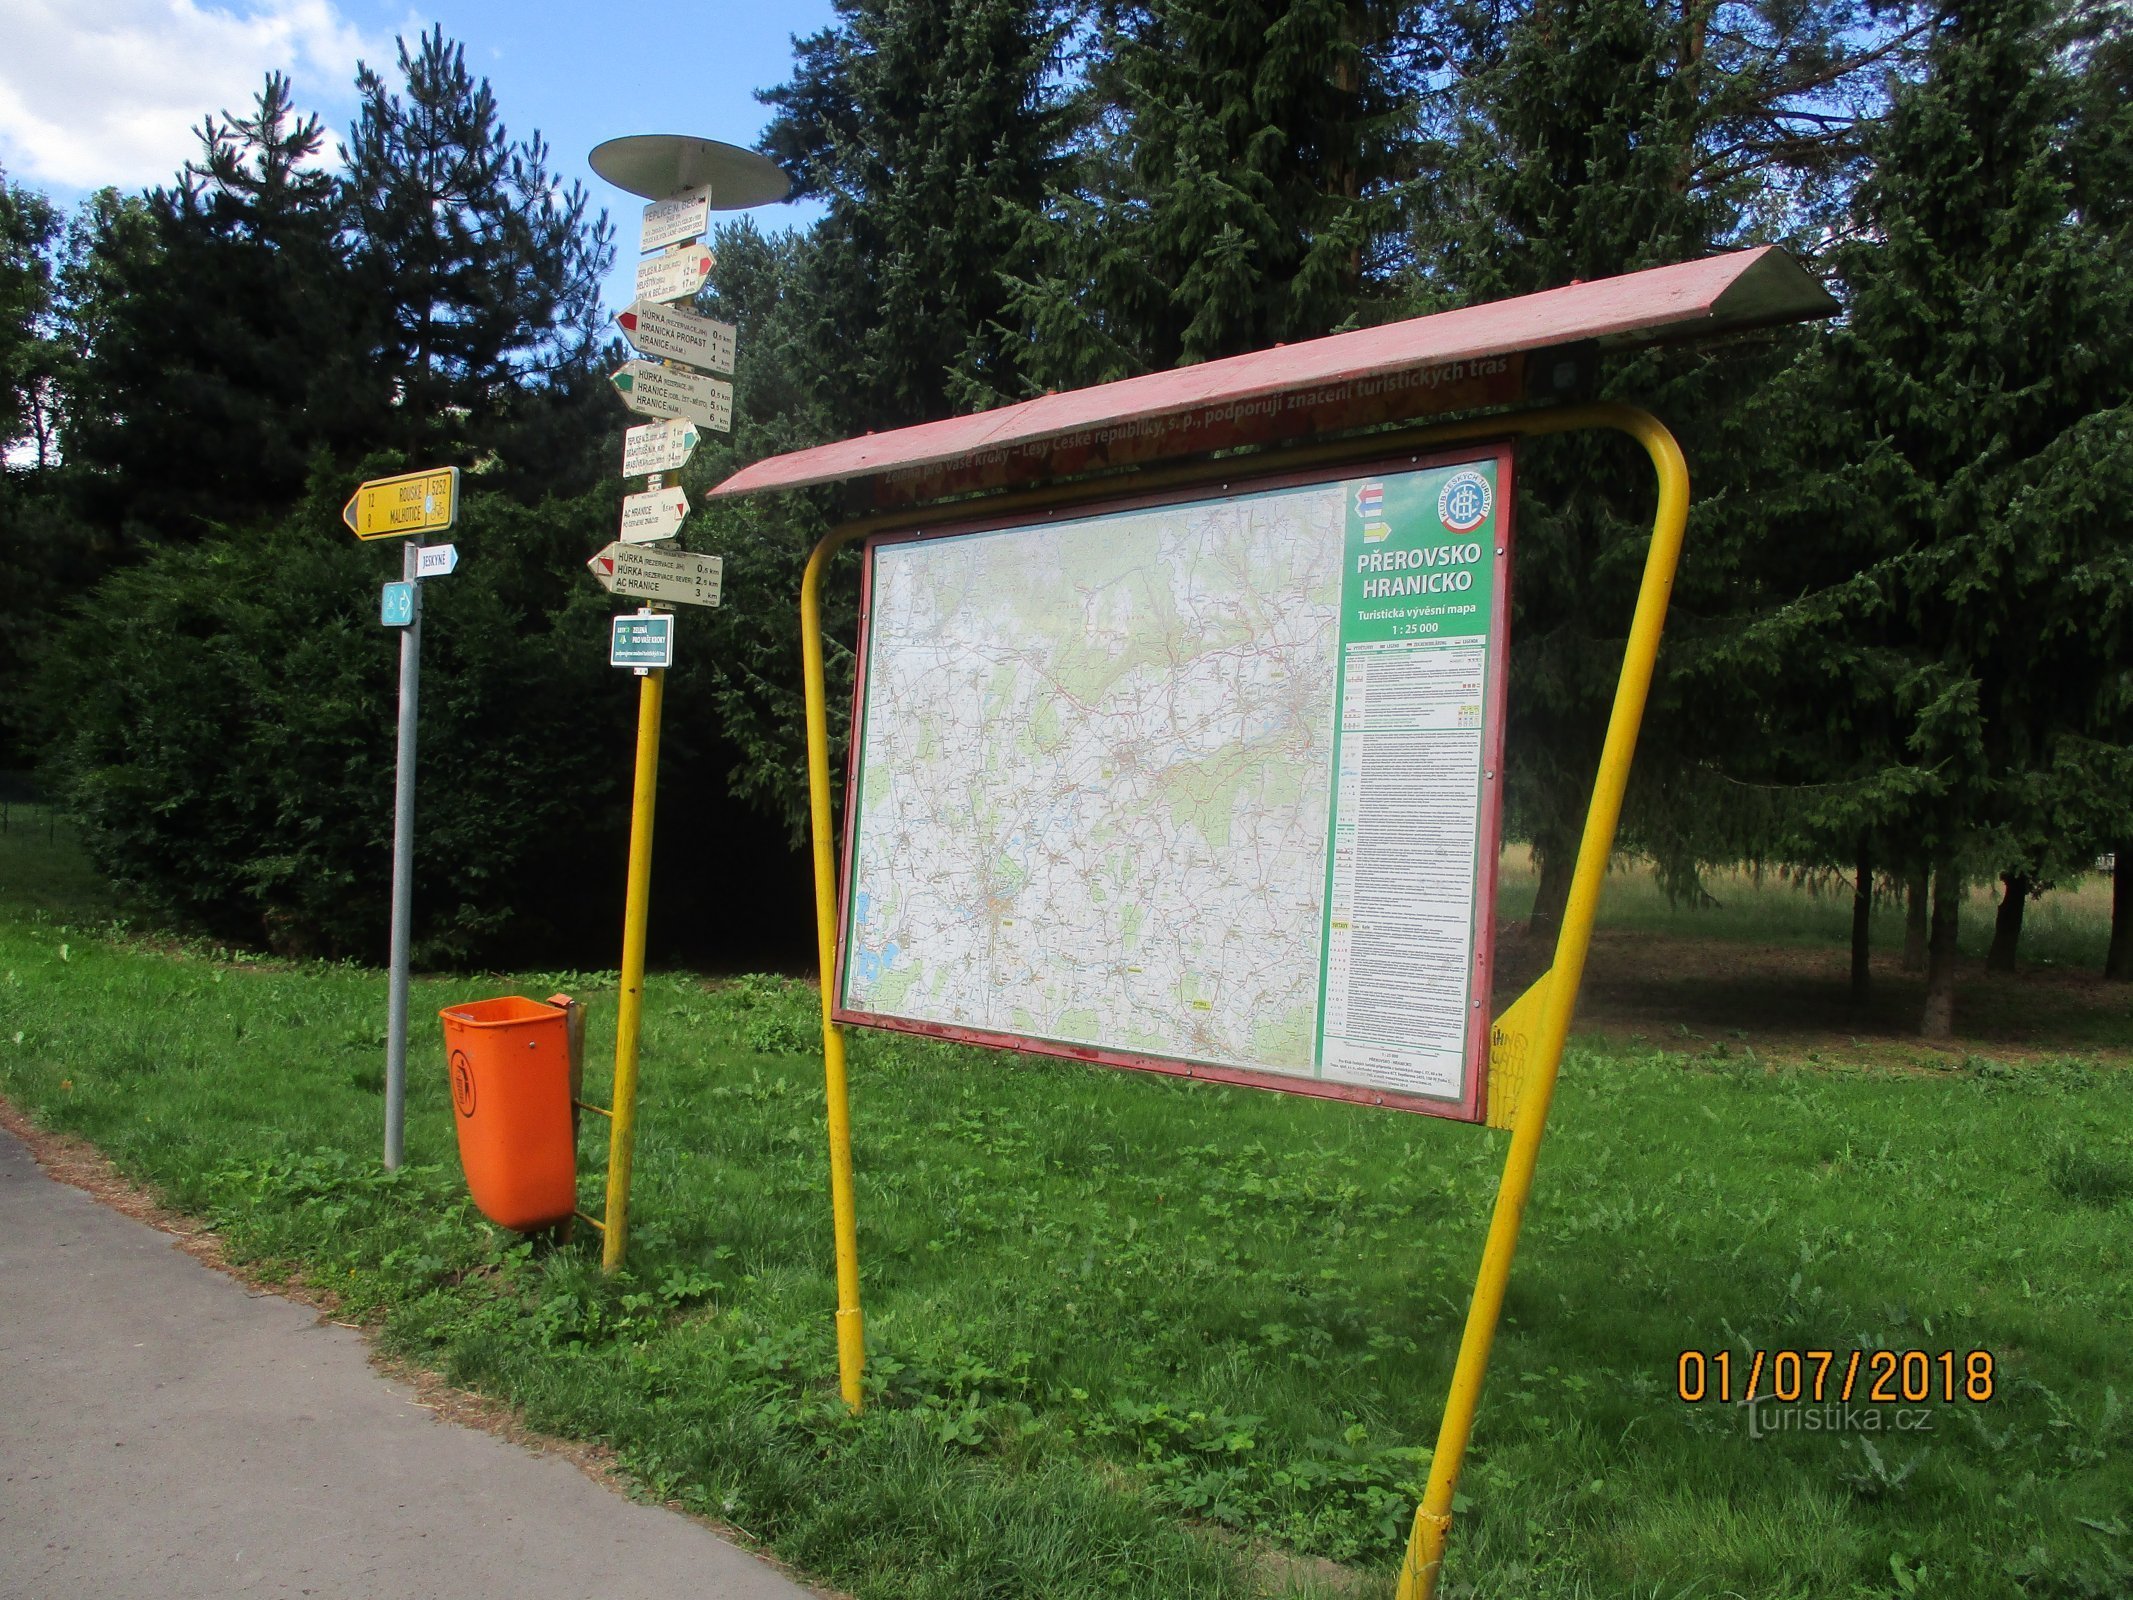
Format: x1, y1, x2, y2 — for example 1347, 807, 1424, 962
1313, 453, 1507, 1112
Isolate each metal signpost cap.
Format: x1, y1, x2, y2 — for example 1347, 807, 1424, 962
588, 135, 791, 207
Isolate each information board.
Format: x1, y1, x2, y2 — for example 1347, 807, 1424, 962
835, 449, 1512, 1118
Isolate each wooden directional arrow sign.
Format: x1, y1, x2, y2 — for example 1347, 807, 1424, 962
587, 541, 723, 608
611, 361, 731, 432
620, 484, 690, 544
621, 417, 700, 477
341, 467, 459, 541
618, 300, 736, 375
633, 244, 714, 305
639, 186, 712, 253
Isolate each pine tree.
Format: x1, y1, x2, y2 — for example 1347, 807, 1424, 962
340, 28, 614, 474
760, 0, 1072, 429
60, 76, 376, 541
1, 164, 77, 770
1, 165, 61, 466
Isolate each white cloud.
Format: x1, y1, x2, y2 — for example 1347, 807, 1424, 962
0, 0, 392, 191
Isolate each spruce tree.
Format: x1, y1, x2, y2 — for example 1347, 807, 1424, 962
1788, 0, 2131, 1028
997, 0, 1421, 388
760, 0, 1072, 429
1411, 0, 1931, 931
1675, 320, 1944, 1004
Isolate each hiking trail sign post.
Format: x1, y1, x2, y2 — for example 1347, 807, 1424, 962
705, 248, 1837, 1598
344, 466, 461, 1172
578, 132, 789, 1273
619, 302, 737, 373
586, 541, 724, 607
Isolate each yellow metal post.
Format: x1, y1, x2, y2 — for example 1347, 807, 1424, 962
801, 527, 870, 1410
602, 663, 666, 1273
1394, 404, 1690, 1599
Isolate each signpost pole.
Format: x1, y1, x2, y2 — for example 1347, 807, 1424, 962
383, 539, 422, 1170
601, 658, 665, 1272
344, 462, 454, 1169
583, 128, 787, 1267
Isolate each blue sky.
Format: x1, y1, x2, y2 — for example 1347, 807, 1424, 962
0, 0, 837, 314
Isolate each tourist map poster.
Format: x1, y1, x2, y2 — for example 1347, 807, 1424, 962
835, 448, 1512, 1119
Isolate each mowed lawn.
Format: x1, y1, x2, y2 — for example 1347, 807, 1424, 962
2, 820, 2130, 1600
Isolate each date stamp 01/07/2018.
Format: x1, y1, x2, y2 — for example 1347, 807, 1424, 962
1676, 1348, 1998, 1407
1677, 1349, 1999, 1443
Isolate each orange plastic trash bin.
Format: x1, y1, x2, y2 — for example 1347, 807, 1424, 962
438, 996, 576, 1232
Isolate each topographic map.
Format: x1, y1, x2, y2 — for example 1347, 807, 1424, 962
840, 483, 1346, 1075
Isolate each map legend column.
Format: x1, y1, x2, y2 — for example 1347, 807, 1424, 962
1314, 458, 1507, 1113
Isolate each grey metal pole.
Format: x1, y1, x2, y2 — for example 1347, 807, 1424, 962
384, 540, 422, 1169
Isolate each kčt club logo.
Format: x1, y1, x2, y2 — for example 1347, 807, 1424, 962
1437, 469, 1493, 534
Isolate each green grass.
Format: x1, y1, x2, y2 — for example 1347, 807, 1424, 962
3, 827, 2131, 1599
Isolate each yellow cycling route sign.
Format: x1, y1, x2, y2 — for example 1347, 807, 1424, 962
341, 467, 459, 541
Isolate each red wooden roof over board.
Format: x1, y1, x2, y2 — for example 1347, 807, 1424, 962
709, 246, 1834, 505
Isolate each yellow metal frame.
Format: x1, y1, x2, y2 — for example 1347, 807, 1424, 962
797, 403, 1688, 1593
1396, 406, 1687, 1597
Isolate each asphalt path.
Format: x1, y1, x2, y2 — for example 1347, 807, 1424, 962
0, 1125, 816, 1599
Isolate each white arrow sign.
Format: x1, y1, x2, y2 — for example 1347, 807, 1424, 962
621, 418, 701, 477
415, 543, 458, 577
620, 485, 690, 544
633, 245, 715, 306
639, 186, 712, 253
618, 300, 736, 376
587, 542, 723, 608
610, 361, 731, 432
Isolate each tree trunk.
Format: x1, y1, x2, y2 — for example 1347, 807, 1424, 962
1920, 859, 1961, 1039
1528, 837, 1575, 938
1850, 838, 1873, 1005
1903, 867, 1929, 972
1987, 872, 2028, 973
2109, 843, 2131, 982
